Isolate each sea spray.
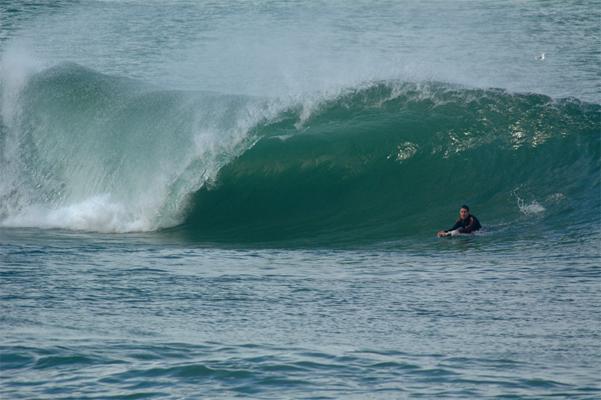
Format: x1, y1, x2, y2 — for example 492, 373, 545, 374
0, 63, 284, 232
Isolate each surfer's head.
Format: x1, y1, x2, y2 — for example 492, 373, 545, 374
460, 205, 470, 220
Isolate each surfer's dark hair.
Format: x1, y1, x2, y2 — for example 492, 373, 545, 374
461, 205, 470, 211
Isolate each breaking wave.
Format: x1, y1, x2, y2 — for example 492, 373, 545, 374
1, 63, 599, 243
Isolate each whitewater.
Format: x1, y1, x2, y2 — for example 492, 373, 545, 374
1, 1, 600, 399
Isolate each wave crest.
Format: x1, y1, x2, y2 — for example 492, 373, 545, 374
1, 64, 599, 242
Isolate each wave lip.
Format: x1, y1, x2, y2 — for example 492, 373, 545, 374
0, 62, 281, 233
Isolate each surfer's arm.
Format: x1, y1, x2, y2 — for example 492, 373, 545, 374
437, 219, 465, 237
438, 221, 460, 237
445, 220, 463, 233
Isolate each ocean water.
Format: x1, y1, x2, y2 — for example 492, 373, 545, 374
1, 1, 600, 399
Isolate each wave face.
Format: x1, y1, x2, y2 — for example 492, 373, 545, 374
185, 84, 600, 243
1, 63, 599, 243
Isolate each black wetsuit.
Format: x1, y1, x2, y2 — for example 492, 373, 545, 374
446, 215, 481, 234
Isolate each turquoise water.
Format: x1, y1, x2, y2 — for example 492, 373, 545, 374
2, 228, 600, 399
1, 1, 600, 398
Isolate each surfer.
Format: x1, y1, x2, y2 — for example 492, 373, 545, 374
437, 205, 481, 237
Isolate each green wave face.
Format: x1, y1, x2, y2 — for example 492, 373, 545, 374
1, 64, 599, 244
185, 83, 600, 244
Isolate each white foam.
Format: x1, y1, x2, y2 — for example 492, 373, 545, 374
0, 194, 149, 233
517, 198, 546, 215
394, 142, 418, 162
